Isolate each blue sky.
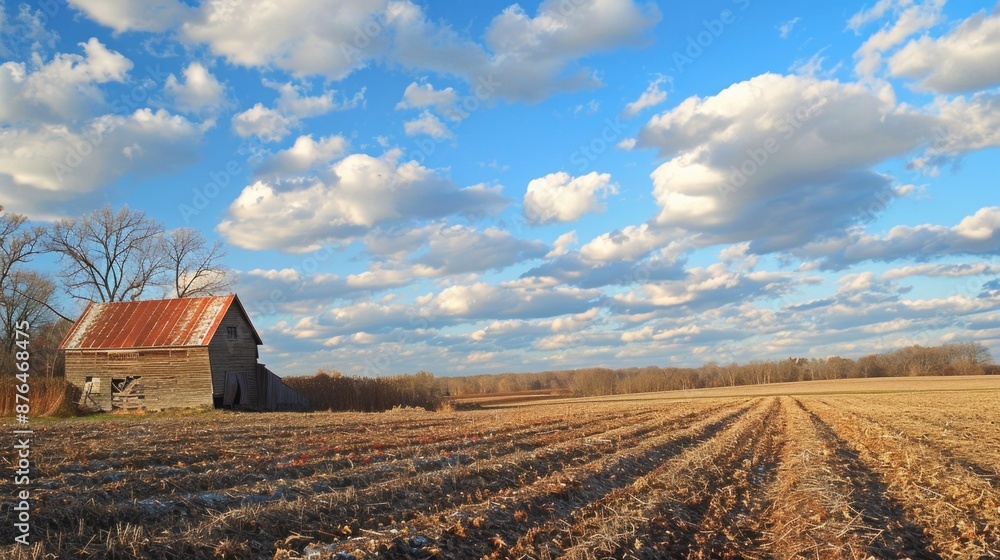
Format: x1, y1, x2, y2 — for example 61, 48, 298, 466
2, 0, 999, 376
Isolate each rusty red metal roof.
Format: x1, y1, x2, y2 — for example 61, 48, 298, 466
59, 294, 262, 350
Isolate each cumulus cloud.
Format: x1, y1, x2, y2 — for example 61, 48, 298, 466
269, 80, 364, 116
889, 7, 1000, 92
231, 104, 293, 142
851, 0, 945, 79
396, 81, 459, 112
297, 278, 602, 339
0, 109, 202, 217
0, 37, 210, 217
579, 223, 673, 263
231, 81, 364, 142
68, 0, 193, 32
253, 134, 349, 179
477, 0, 660, 102
181, 0, 390, 79
356, 224, 547, 278
165, 62, 226, 114
523, 171, 618, 225
622, 75, 668, 118
546, 231, 578, 258
0, 37, 132, 124
403, 111, 453, 139
218, 150, 509, 251
410, 225, 547, 276
636, 73, 938, 253
612, 261, 801, 314
795, 207, 1000, 270
524, 243, 686, 289
74, 0, 659, 103
908, 93, 1000, 174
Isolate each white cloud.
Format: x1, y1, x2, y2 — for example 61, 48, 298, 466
230, 81, 363, 143
778, 17, 801, 39
478, 0, 659, 101
70, 0, 660, 104
580, 223, 673, 263
270, 80, 364, 116
523, 171, 618, 225
622, 75, 668, 118
796, 207, 1000, 269
852, 0, 945, 79
395, 81, 459, 112
254, 134, 349, 178
0, 109, 202, 217
930, 93, 1000, 155
837, 271, 877, 294
2, 4, 60, 55
403, 111, 453, 139
550, 307, 600, 333
231, 104, 293, 142
68, 0, 193, 32
356, 224, 547, 278
790, 51, 835, 77
165, 62, 226, 114
546, 231, 578, 258
889, 7, 1000, 92
291, 278, 601, 340
882, 262, 1000, 281
181, 0, 390, 79
0, 37, 132, 124
613, 261, 799, 311
409, 225, 547, 276
848, 0, 895, 31
219, 150, 509, 251
616, 137, 637, 150
637, 73, 937, 252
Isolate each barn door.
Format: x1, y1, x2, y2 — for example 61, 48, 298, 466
223, 372, 248, 407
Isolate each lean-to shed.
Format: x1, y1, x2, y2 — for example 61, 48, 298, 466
59, 294, 309, 411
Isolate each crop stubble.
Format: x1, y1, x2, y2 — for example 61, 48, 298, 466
1, 388, 998, 559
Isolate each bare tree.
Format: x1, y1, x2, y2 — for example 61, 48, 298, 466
1, 207, 50, 372
949, 341, 993, 365
45, 205, 166, 302
29, 319, 72, 378
161, 228, 235, 298
0, 206, 45, 291
0, 271, 57, 371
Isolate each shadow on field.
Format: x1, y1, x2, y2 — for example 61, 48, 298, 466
798, 401, 943, 559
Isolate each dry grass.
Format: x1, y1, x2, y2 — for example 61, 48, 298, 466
0, 376, 81, 417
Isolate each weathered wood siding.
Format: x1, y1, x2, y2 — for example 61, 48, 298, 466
207, 305, 259, 402
64, 347, 214, 410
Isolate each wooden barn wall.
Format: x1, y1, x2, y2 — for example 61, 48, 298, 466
64, 348, 214, 410
207, 306, 260, 402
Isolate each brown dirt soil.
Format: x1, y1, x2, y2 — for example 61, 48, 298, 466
1, 383, 999, 560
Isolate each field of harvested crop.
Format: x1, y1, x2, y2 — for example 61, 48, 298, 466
2, 378, 1000, 559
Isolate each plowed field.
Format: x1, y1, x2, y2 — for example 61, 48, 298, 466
3, 380, 999, 559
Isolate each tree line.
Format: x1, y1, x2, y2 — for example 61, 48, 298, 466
0, 204, 234, 376
439, 342, 997, 398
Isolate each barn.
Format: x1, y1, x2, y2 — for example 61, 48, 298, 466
59, 294, 309, 412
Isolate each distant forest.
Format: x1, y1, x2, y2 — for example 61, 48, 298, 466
437, 342, 997, 398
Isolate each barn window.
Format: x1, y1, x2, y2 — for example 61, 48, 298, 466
227, 326, 238, 339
